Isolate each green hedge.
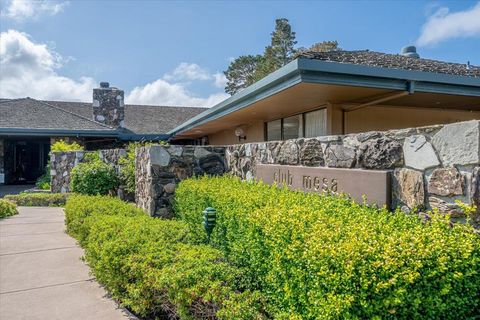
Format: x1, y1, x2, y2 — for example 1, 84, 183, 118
70, 154, 119, 195
64, 195, 263, 319
0, 199, 18, 218
175, 175, 480, 319
4, 193, 70, 207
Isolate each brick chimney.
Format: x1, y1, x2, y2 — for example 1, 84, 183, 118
92, 82, 125, 127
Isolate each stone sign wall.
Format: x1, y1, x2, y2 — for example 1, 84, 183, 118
256, 164, 391, 207
135, 145, 226, 217
50, 148, 127, 194
226, 120, 480, 224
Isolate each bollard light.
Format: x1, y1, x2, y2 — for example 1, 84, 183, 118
202, 207, 216, 240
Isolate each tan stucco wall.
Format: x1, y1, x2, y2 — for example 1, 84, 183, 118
208, 120, 265, 145
343, 106, 480, 134
207, 105, 479, 145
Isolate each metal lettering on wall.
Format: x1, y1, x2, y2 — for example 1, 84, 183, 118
256, 164, 391, 208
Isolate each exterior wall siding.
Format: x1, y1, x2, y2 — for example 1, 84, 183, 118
207, 105, 479, 145
208, 120, 265, 145
343, 106, 480, 134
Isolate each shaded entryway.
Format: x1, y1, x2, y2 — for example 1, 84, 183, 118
0, 184, 34, 198
0, 207, 135, 320
3, 137, 50, 184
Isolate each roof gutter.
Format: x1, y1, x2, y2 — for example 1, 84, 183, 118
118, 133, 170, 141
0, 128, 119, 137
0, 128, 171, 141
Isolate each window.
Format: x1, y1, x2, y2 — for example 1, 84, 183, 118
283, 115, 303, 140
265, 108, 326, 141
266, 119, 281, 141
304, 109, 326, 138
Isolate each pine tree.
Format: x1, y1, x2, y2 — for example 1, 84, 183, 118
254, 18, 297, 80
298, 40, 341, 54
224, 55, 263, 95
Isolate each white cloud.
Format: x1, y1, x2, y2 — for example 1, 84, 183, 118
417, 2, 480, 46
0, 29, 229, 107
1, 0, 68, 21
163, 62, 211, 81
126, 79, 229, 107
129, 63, 230, 107
213, 72, 227, 89
0, 29, 95, 101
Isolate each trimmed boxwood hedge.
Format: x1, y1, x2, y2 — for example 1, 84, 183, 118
0, 199, 18, 218
64, 195, 264, 319
4, 193, 70, 207
175, 175, 480, 319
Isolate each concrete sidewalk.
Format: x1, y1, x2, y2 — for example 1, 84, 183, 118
0, 207, 135, 320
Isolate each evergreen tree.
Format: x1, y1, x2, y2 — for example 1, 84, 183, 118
254, 18, 297, 80
223, 55, 263, 95
298, 40, 341, 53
223, 19, 342, 95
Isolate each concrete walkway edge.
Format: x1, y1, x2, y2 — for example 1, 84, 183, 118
0, 206, 136, 320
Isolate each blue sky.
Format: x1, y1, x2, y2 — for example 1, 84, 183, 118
1, 0, 479, 107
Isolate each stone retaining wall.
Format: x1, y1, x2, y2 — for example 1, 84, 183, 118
226, 120, 480, 224
135, 145, 226, 217
50, 149, 127, 193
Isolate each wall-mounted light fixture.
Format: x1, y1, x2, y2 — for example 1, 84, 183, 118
235, 127, 247, 142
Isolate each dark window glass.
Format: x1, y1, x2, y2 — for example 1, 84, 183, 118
266, 119, 281, 141
283, 115, 303, 140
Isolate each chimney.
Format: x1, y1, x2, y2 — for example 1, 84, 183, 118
400, 46, 420, 59
92, 82, 125, 127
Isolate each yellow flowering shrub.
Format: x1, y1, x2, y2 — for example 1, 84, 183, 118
175, 175, 480, 319
64, 194, 265, 319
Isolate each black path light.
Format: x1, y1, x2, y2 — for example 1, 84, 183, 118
202, 207, 216, 241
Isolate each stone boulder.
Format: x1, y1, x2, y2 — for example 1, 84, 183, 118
299, 139, 324, 166
393, 168, 425, 210
198, 154, 225, 175
324, 144, 356, 168
358, 137, 403, 169
428, 197, 464, 217
432, 120, 480, 166
403, 135, 440, 170
428, 167, 464, 197
277, 140, 299, 165
149, 146, 171, 167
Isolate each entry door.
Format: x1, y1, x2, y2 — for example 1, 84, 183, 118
13, 141, 45, 183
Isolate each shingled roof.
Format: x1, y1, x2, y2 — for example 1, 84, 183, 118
0, 98, 114, 131
43, 100, 207, 134
0, 98, 207, 136
297, 50, 480, 78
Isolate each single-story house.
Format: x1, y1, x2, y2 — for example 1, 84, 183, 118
169, 47, 479, 145
0, 82, 206, 184
1, 46, 479, 185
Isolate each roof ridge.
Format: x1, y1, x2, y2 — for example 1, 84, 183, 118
31, 98, 114, 129
39, 98, 207, 109
298, 49, 479, 69
0, 97, 28, 104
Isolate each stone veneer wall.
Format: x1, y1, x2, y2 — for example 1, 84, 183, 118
50, 148, 127, 193
135, 145, 226, 217
226, 120, 480, 224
